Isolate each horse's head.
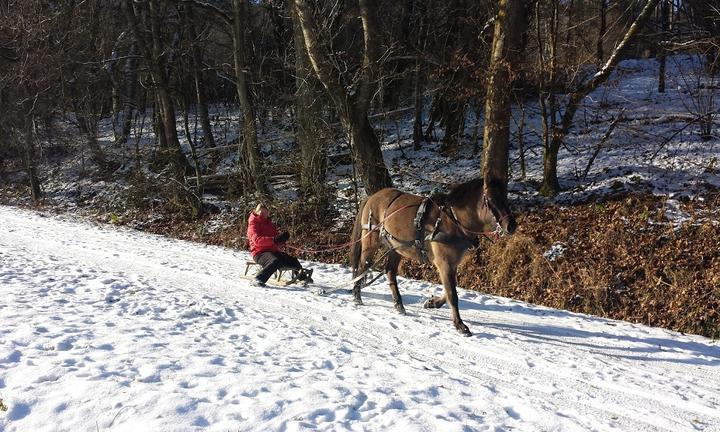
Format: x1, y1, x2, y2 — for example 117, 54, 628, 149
481, 185, 517, 236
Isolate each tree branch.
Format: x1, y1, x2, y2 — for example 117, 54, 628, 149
180, 0, 231, 26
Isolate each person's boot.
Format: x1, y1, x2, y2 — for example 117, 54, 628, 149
297, 268, 313, 283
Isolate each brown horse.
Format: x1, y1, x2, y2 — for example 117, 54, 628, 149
349, 178, 516, 336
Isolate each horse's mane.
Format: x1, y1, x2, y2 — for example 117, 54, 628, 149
432, 178, 484, 207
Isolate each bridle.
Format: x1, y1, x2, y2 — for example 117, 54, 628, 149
441, 195, 512, 244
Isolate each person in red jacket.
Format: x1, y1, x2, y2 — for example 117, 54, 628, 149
247, 203, 312, 287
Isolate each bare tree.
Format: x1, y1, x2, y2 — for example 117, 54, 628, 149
292, 4, 327, 201
482, 0, 528, 200
685, 0, 720, 74
294, 0, 392, 195
185, 6, 216, 150
657, 0, 671, 92
124, 0, 191, 178
0, 1, 80, 202
597, 0, 608, 66
231, 0, 268, 196
539, 0, 662, 196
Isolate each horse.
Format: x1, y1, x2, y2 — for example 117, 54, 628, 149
349, 178, 516, 336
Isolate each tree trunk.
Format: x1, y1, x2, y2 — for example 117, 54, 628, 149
537, 0, 560, 192
482, 0, 528, 199
348, 112, 393, 194
685, 0, 720, 74
186, 9, 215, 149
22, 121, 41, 202
657, 0, 670, 92
105, 34, 123, 142
471, 101, 482, 155
597, 0, 607, 66
412, 53, 424, 150
120, 40, 139, 145
293, 0, 391, 195
124, 0, 190, 178
440, 98, 464, 156
438, 0, 467, 157
180, 96, 204, 217
292, 5, 327, 200
565, 0, 574, 48
540, 0, 662, 196
66, 79, 106, 167
232, 0, 267, 196
149, 1, 188, 177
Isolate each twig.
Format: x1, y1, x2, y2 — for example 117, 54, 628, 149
649, 107, 720, 162
583, 109, 625, 179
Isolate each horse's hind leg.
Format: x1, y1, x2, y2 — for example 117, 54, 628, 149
352, 241, 378, 306
385, 250, 405, 315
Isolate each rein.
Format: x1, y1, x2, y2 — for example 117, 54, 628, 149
431, 195, 507, 244
284, 203, 417, 254
286, 192, 509, 255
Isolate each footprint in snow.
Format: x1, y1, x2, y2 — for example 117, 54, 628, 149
179, 380, 198, 389
504, 406, 521, 420
53, 402, 69, 413
210, 356, 225, 366
55, 339, 74, 351
6, 401, 32, 421
95, 343, 114, 351
192, 416, 210, 427
308, 408, 336, 422
1, 350, 22, 364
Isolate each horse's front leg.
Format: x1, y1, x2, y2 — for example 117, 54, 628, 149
435, 262, 471, 336
385, 251, 405, 315
423, 253, 447, 309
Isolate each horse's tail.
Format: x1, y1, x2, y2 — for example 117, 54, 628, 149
350, 198, 369, 277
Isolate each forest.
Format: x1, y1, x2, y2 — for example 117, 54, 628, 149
1, 0, 719, 336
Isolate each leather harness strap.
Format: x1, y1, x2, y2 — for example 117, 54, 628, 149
364, 191, 479, 264
383, 195, 464, 263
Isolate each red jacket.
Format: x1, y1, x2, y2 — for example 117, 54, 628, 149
247, 212, 279, 257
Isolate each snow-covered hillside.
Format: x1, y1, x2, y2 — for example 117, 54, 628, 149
1, 205, 718, 431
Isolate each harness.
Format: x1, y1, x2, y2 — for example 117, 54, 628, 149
364, 193, 476, 263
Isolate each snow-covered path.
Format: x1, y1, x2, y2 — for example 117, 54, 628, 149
1, 206, 719, 432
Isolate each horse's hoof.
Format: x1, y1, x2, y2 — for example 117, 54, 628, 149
354, 298, 364, 306
395, 304, 406, 315
456, 325, 472, 337
423, 298, 437, 309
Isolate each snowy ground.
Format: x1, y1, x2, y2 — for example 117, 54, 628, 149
1, 205, 719, 432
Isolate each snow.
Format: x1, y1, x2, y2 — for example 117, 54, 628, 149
1, 205, 719, 431
543, 243, 568, 262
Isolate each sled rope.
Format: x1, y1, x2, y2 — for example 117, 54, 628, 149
283, 203, 417, 254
